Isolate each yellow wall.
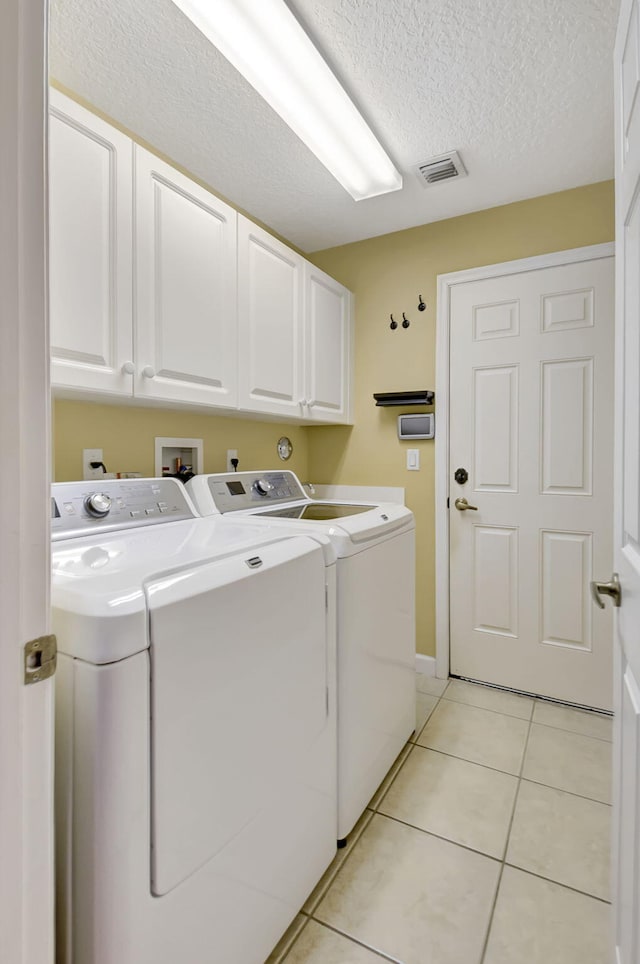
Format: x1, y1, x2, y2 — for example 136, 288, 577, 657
308, 180, 615, 657
53, 399, 310, 482
53, 181, 615, 658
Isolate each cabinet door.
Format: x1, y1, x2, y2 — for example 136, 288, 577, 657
304, 262, 353, 424
134, 147, 238, 408
49, 91, 134, 396
237, 216, 305, 418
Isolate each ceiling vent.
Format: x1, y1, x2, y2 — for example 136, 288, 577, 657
414, 151, 467, 187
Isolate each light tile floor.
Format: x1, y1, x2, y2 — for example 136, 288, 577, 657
267, 675, 613, 964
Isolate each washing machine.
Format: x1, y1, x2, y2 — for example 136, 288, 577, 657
187, 471, 416, 840
51, 477, 337, 964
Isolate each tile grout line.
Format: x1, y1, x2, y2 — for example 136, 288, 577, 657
301, 809, 376, 918
479, 703, 535, 964
412, 738, 530, 779
519, 774, 612, 807
452, 676, 613, 718
288, 688, 447, 961
371, 742, 417, 810
282, 677, 612, 962
309, 919, 403, 964
501, 862, 612, 905
438, 694, 534, 722
281, 681, 439, 960
366, 810, 503, 865
412, 733, 610, 807
270, 914, 311, 964
375, 687, 449, 808
425, 690, 612, 736
526, 718, 613, 744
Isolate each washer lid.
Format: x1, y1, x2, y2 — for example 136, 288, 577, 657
252, 502, 374, 521
148, 536, 328, 895
243, 501, 414, 546
51, 517, 331, 663
186, 472, 414, 545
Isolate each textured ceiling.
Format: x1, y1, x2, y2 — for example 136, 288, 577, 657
49, 0, 619, 252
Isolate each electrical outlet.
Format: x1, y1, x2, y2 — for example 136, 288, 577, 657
226, 449, 238, 472
83, 448, 104, 480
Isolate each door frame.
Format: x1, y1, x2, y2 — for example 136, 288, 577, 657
0, 0, 53, 961
434, 241, 615, 681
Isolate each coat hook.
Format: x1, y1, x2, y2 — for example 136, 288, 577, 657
389, 314, 398, 330
418, 294, 426, 311
402, 313, 410, 328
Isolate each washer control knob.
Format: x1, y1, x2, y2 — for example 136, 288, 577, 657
84, 492, 112, 518
254, 478, 274, 497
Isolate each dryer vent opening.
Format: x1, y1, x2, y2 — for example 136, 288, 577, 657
414, 151, 467, 186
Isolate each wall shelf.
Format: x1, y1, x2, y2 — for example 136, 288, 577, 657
373, 390, 434, 407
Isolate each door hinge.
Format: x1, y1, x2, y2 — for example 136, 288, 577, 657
447, 497, 450, 508
24, 634, 57, 685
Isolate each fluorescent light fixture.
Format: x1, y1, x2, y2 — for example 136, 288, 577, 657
170, 0, 403, 201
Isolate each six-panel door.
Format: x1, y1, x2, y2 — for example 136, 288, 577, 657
134, 147, 238, 408
49, 91, 134, 396
449, 255, 614, 710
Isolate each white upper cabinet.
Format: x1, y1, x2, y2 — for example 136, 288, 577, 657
237, 216, 353, 423
304, 262, 353, 424
237, 216, 305, 419
134, 148, 238, 408
49, 90, 134, 396
49, 93, 353, 423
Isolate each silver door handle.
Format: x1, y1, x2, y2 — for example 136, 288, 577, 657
454, 498, 478, 511
590, 573, 622, 609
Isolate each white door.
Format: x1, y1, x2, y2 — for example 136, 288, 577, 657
304, 262, 353, 424
134, 147, 238, 408
449, 251, 614, 709
1, 1, 54, 960
237, 215, 305, 419
612, 2, 640, 959
49, 90, 134, 396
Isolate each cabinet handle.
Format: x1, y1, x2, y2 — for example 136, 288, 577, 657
121, 361, 135, 375
141, 366, 156, 379
307, 398, 315, 407
299, 399, 308, 407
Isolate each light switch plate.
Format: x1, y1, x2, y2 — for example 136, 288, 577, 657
407, 449, 420, 471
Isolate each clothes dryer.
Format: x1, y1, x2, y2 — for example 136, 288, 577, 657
187, 471, 415, 840
52, 478, 337, 964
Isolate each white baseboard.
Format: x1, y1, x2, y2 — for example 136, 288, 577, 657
415, 654, 437, 677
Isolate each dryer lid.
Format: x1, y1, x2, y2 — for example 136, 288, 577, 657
51, 518, 327, 663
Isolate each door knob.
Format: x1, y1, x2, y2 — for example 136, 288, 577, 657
121, 360, 135, 375
590, 573, 622, 609
141, 366, 156, 378
454, 498, 478, 511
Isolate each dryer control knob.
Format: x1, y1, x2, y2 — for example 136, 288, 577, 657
253, 478, 274, 496
84, 492, 112, 518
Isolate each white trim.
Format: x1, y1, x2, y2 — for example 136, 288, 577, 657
415, 654, 437, 677
435, 242, 615, 683
0, 0, 53, 961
